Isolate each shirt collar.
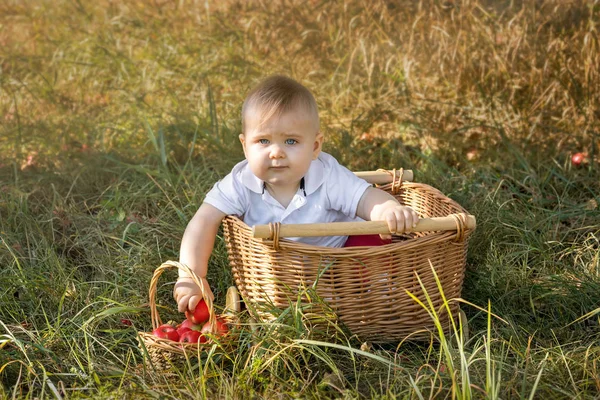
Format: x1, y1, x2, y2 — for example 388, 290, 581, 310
239, 155, 325, 195
240, 163, 264, 194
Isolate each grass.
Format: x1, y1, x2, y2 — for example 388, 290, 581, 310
1, 0, 600, 397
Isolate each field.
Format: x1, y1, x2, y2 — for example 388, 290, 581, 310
1, 0, 600, 398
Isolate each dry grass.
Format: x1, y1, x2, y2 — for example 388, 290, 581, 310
2, 0, 598, 169
1, 0, 600, 398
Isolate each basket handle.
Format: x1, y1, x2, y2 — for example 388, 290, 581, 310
252, 213, 476, 239
148, 260, 216, 330
354, 169, 413, 184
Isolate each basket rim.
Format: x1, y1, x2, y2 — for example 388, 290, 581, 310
222, 181, 473, 255
224, 216, 471, 255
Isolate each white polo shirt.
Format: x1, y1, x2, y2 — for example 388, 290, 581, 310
204, 152, 372, 247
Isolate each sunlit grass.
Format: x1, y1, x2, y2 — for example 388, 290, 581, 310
1, 0, 600, 398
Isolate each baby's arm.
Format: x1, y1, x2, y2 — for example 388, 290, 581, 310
356, 187, 419, 239
174, 203, 227, 312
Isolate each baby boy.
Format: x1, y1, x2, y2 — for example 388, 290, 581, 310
174, 75, 419, 312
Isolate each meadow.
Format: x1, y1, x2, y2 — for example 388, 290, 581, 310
1, 0, 599, 398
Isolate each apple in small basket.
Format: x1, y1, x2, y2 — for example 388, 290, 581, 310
179, 319, 202, 331
177, 326, 192, 337
201, 316, 229, 337
152, 324, 180, 341
179, 329, 207, 344
185, 299, 210, 325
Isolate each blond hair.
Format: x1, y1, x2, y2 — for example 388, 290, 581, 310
241, 75, 319, 134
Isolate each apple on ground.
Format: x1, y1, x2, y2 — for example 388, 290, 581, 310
152, 324, 180, 341
180, 330, 207, 344
571, 152, 586, 166
185, 299, 210, 325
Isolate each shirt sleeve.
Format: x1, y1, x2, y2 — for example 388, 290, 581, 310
324, 156, 372, 218
203, 171, 248, 216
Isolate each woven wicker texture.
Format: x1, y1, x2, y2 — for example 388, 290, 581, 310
138, 261, 236, 369
222, 180, 473, 342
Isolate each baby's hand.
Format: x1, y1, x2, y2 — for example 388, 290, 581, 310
174, 276, 215, 313
379, 205, 419, 239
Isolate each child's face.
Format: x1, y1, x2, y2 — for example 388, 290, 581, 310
240, 106, 323, 191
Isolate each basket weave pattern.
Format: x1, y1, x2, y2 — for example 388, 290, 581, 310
222, 181, 473, 342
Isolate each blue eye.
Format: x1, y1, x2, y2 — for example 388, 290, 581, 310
285, 139, 298, 145
258, 139, 269, 144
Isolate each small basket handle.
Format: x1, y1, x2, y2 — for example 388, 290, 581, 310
252, 213, 476, 239
148, 261, 216, 331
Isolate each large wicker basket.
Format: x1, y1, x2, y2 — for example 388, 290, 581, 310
138, 261, 236, 369
222, 170, 475, 342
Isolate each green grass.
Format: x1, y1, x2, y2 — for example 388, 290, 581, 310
1, 0, 600, 398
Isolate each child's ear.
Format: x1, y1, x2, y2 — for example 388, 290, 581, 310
239, 134, 247, 156
312, 132, 324, 159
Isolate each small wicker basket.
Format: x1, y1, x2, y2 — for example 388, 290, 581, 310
138, 261, 236, 369
222, 169, 475, 342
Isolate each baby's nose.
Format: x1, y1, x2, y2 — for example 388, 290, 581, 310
269, 144, 285, 158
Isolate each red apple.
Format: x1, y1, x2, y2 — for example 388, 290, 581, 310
201, 317, 229, 337
152, 324, 180, 341
177, 326, 192, 337
572, 152, 585, 166
179, 330, 207, 344
180, 319, 202, 331
185, 299, 210, 324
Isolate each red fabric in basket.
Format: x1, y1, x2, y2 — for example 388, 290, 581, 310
343, 235, 390, 286
343, 234, 392, 247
